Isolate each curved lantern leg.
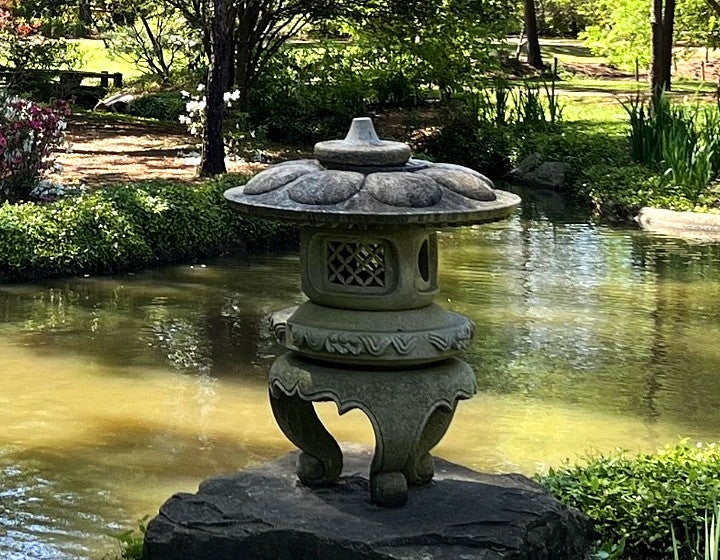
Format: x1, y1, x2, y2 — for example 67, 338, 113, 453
269, 387, 343, 486
366, 401, 458, 508
404, 405, 456, 485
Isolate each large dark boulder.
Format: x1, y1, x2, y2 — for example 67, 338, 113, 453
144, 447, 594, 560
505, 153, 569, 190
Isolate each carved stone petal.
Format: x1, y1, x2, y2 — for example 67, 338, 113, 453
288, 171, 364, 205
366, 173, 442, 208
244, 160, 322, 195
416, 167, 497, 202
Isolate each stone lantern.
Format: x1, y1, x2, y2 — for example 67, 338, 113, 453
224, 118, 520, 507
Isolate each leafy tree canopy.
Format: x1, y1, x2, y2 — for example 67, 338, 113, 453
580, 0, 720, 71
338, 0, 516, 98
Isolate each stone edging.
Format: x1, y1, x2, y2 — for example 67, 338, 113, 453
636, 207, 720, 240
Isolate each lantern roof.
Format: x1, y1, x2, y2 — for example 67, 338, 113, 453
224, 118, 520, 227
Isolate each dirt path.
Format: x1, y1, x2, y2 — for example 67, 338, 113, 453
53, 113, 265, 187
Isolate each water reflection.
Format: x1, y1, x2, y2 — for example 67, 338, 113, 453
2, 195, 720, 558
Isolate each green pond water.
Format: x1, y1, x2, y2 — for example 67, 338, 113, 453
2, 189, 720, 559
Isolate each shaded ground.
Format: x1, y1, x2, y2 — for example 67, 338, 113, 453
53, 111, 426, 188
53, 112, 267, 187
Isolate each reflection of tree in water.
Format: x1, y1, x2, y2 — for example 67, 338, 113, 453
448, 216, 657, 407
150, 318, 214, 375
439, 202, 720, 435
144, 293, 280, 379
629, 235, 720, 432
0, 256, 298, 378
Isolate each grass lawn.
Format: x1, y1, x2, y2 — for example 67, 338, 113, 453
560, 95, 627, 123
532, 38, 719, 97
71, 38, 144, 81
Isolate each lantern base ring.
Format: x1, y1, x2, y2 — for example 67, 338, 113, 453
268, 352, 476, 507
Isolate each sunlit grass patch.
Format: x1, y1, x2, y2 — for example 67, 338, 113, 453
70, 38, 144, 80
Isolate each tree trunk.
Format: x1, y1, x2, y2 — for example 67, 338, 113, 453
78, 0, 92, 37
660, 0, 676, 91
524, 0, 544, 69
651, 0, 676, 106
200, 0, 229, 177
234, 39, 253, 111
650, 0, 664, 107
226, 33, 236, 90
233, 4, 261, 112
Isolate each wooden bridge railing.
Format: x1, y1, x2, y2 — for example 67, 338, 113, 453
0, 69, 123, 88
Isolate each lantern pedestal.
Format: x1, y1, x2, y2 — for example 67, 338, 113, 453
269, 353, 476, 507
144, 447, 595, 560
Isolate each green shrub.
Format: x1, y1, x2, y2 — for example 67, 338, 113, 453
420, 100, 512, 179
421, 82, 566, 180
538, 441, 720, 560
0, 175, 293, 282
248, 46, 369, 144
127, 92, 186, 122
579, 163, 698, 219
515, 123, 630, 190
622, 95, 720, 203
103, 516, 148, 560
672, 503, 720, 560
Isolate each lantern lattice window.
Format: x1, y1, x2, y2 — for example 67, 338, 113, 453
327, 241, 386, 288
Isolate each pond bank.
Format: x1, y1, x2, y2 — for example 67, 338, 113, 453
637, 206, 720, 241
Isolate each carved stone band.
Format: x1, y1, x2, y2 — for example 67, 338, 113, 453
270, 302, 475, 367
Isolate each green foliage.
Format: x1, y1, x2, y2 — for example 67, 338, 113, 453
477, 78, 563, 129
127, 91, 186, 122
248, 45, 369, 144
341, 0, 515, 99
0, 11, 83, 71
105, 0, 201, 84
0, 176, 292, 282
514, 120, 629, 189
673, 504, 720, 560
420, 98, 512, 178
420, 80, 565, 179
622, 95, 720, 202
590, 539, 626, 560
578, 0, 720, 71
622, 93, 663, 165
0, 9, 84, 96
578, 0, 649, 71
511, 94, 720, 217
675, 0, 720, 49
578, 162, 678, 218
108, 516, 148, 560
538, 441, 720, 560
536, 0, 594, 37
513, 82, 564, 128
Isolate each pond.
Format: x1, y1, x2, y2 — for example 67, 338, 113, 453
2, 187, 720, 559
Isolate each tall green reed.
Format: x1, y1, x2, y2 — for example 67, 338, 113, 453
477, 76, 562, 130
673, 504, 720, 560
622, 94, 720, 202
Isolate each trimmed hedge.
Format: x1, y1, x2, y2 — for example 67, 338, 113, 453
0, 175, 295, 282
126, 91, 186, 122
538, 441, 720, 560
